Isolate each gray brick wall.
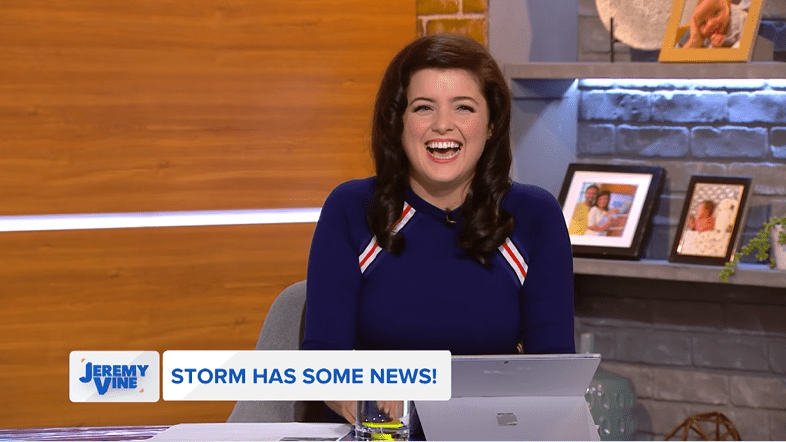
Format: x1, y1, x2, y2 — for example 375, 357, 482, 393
616, 125, 688, 157
773, 128, 786, 159
573, 5, 786, 440
575, 77, 786, 440
691, 126, 768, 158
729, 92, 786, 123
651, 91, 728, 123
576, 81, 786, 263
577, 307, 786, 440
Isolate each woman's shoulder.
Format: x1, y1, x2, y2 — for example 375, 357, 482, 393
326, 177, 376, 200
503, 182, 570, 251
504, 182, 562, 213
502, 182, 566, 231
321, 177, 376, 216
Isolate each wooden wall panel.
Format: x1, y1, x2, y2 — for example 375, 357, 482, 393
0, 223, 314, 428
0, 0, 414, 215
0, 0, 414, 429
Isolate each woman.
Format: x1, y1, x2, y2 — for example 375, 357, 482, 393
584, 190, 616, 236
301, 34, 575, 423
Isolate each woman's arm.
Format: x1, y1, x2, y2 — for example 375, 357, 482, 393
301, 180, 370, 350
516, 187, 575, 354
596, 212, 613, 232
585, 208, 607, 231
300, 181, 373, 422
325, 400, 356, 424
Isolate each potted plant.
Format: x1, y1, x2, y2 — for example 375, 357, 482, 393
719, 216, 786, 282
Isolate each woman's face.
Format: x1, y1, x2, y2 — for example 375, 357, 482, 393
597, 194, 609, 209
401, 68, 490, 202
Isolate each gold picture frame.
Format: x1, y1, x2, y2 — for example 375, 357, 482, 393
658, 0, 765, 62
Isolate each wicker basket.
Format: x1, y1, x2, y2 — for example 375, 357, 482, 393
664, 411, 740, 441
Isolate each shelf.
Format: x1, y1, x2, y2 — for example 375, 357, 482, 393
506, 61, 786, 290
504, 62, 786, 80
573, 257, 786, 288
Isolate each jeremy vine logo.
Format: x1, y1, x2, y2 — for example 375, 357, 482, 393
70, 351, 160, 402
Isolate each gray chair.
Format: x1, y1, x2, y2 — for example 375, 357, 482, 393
227, 280, 326, 422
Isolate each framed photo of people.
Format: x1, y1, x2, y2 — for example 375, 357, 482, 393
558, 163, 665, 260
669, 175, 752, 266
658, 0, 765, 62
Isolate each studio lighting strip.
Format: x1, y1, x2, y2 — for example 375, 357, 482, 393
0, 208, 322, 232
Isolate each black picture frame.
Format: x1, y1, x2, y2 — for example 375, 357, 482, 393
558, 163, 665, 260
669, 175, 752, 266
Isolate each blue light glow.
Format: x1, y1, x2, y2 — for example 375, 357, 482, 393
578, 78, 778, 90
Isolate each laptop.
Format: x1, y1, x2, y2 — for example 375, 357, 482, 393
415, 353, 601, 441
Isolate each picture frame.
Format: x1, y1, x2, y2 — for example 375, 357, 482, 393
658, 0, 765, 62
558, 163, 665, 260
669, 175, 752, 265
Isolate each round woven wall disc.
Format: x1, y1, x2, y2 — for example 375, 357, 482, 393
595, 0, 673, 50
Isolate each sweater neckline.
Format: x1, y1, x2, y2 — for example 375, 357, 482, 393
405, 186, 463, 223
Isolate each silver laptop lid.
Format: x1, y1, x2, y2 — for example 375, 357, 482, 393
450, 353, 601, 398
415, 354, 602, 441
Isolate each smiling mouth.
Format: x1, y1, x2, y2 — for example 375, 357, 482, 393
426, 141, 461, 161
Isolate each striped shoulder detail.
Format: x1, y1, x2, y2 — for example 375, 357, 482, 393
498, 237, 528, 286
358, 203, 416, 274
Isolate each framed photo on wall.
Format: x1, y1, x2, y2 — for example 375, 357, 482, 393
558, 163, 665, 260
658, 0, 765, 62
670, 175, 752, 265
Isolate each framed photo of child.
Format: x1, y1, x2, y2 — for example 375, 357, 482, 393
670, 175, 752, 265
658, 0, 765, 62
558, 163, 665, 260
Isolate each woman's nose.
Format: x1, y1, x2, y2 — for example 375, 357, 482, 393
431, 111, 453, 133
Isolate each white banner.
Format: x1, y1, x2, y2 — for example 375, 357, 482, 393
70, 351, 160, 402
162, 350, 451, 401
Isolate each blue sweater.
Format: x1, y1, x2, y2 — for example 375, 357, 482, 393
301, 177, 575, 355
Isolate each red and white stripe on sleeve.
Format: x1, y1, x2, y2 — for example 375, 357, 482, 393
359, 203, 415, 274
499, 237, 528, 286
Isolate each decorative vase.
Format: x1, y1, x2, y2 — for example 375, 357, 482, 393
772, 224, 786, 271
579, 333, 636, 440
585, 367, 636, 441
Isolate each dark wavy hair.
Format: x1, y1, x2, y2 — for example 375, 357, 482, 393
367, 33, 514, 267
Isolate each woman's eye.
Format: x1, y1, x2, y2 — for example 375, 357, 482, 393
412, 105, 431, 113
457, 105, 475, 112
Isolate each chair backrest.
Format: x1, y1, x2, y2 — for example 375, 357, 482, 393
227, 280, 322, 422
252, 280, 308, 351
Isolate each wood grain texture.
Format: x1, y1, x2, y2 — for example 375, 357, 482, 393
0, 0, 414, 215
0, 0, 414, 429
0, 223, 314, 428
